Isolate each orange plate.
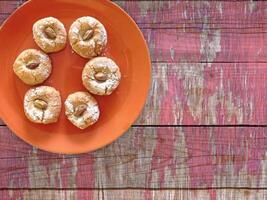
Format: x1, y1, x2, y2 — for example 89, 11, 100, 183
0, 0, 151, 154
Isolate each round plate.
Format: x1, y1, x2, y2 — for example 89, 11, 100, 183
0, 0, 151, 154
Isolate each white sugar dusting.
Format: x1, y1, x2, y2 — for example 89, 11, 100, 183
69, 16, 107, 58
24, 86, 61, 124
83, 57, 121, 95
65, 92, 100, 129
33, 17, 67, 52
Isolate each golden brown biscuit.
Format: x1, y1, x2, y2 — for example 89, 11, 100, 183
24, 86, 62, 124
65, 91, 100, 129
69, 16, 107, 58
33, 17, 67, 53
82, 57, 121, 95
13, 49, 52, 85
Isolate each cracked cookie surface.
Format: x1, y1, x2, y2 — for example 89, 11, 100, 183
69, 16, 107, 59
65, 91, 100, 129
82, 57, 121, 95
13, 49, 52, 85
24, 86, 62, 124
33, 17, 67, 53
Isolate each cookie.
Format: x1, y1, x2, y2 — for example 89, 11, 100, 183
13, 49, 52, 85
82, 57, 121, 95
33, 17, 67, 53
69, 16, 107, 58
65, 91, 100, 129
24, 86, 62, 124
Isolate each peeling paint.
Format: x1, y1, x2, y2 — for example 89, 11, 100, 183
248, 0, 257, 13
138, 1, 151, 17
180, 63, 205, 121
48, 162, 62, 187
174, 127, 189, 187
22, 190, 76, 200
69, 158, 78, 187
200, 29, 221, 64
113, 1, 125, 9
8, 180, 14, 198
216, 2, 223, 17
225, 92, 244, 124
207, 93, 218, 124
170, 48, 175, 61
28, 149, 49, 187
183, 10, 187, 19
27, 150, 77, 199
260, 152, 267, 187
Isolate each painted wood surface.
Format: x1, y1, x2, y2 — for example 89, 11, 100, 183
1, 63, 267, 125
1, 189, 267, 200
1, 126, 267, 189
137, 63, 267, 125
0, 1, 267, 200
0, 1, 266, 63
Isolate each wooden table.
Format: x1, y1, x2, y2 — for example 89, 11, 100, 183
1, 0, 267, 199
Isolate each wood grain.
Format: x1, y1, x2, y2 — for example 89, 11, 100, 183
137, 63, 267, 125
2, 1, 266, 28
0, 1, 266, 63
1, 189, 267, 200
1, 126, 267, 189
0, 1, 267, 199
1, 63, 267, 126
115, 1, 266, 27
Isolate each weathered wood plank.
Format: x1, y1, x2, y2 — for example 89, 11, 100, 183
0, 22, 265, 63
0, 1, 266, 63
1, 189, 267, 200
137, 63, 267, 125
145, 29, 266, 63
1, 63, 267, 126
1, 1, 266, 28
1, 0, 267, 194
114, 1, 267, 28
1, 126, 267, 189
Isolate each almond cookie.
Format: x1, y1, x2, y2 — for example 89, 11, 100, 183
82, 57, 121, 95
24, 86, 62, 124
69, 16, 107, 58
65, 91, 100, 129
13, 49, 52, 85
33, 17, 67, 53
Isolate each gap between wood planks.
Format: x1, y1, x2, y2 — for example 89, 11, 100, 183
151, 61, 267, 64
113, 0, 267, 2
3, 187, 267, 191
132, 125, 267, 127
1, 124, 267, 127
2, 189, 267, 200
0, 0, 263, 1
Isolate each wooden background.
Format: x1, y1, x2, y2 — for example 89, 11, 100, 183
0, 0, 267, 199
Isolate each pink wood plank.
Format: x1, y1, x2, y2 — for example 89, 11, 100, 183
0, 0, 267, 194
116, 1, 266, 28
138, 63, 267, 125
1, 63, 267, 125
1, 1, 267, 30
0, 126, 267, 189
142, 28, 267, 63
0, 1, 21, 14
0, 1, 266, 63
1, 189, 267, 200
1, 1, 266, 26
